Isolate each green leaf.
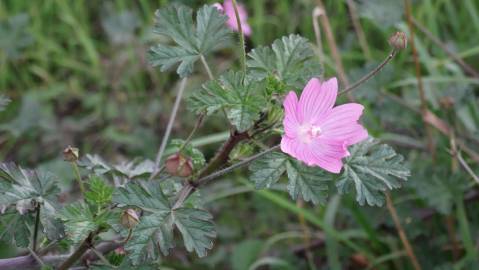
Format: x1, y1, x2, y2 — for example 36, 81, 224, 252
247, 34, 322, 89
336, 138, 410, 206
0, 163, 63, 240
125, 212, 174, 265
0, 95, 10, 112
189, 71, 265, 132
113, 181, 216, 263
249, 152, 330, 205
149, 4, 231, 77
0, 213, 32, 247
113, 181, 170, 213
173, 207, 216, 257
85, 176, 114, 208
57, 202, 97, 243
113, 181, 174, 264
249, 152, 288, 189
286, 159, 331, 205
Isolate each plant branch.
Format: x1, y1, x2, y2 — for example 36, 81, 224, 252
346, 0, 372, 60
386, 192, 422, 270
71, 161, 85, 194
32, 204, 40, 252
200, 54, 214, 80
151, 77, 188, 180
58, 231, 97, 270
339, 49, 398, 96
411, 18, 479, 78
403, 0, 436, 159
231, 0, 247, 76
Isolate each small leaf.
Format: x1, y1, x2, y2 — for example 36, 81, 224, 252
336, 138, 410, 206
189, 71, 265, 132
58, 202, 97, 243
286, 159, 331, 205
0, 163, 63, 240
247, 34, 322, 89
249, 152, 288, 189
173, 207, 216, 257
125, 212, 174, 265
149, 4, 231, 77
167, 139, 206, 170
85, 176, 114, 207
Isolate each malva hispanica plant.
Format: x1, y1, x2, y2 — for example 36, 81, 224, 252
0, 2, 413, 269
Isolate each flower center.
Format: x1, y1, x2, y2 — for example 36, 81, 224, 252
298, 124, 322, 144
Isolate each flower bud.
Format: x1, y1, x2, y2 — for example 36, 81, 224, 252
121, 209, 139, 229
165, 153, 193, 177
63, 146, 79, 162
388, 32, 407, 50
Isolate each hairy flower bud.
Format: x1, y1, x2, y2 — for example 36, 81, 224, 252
388, 32, 407, 50
165, 153, 193, 177
63, 146, 79, 162
121, 209, 139, 229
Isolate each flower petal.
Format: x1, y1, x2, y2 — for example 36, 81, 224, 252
283, 91, 300, 137
298, 77, 338, 124
281, 136, 347, 174
321, 103, 368, 145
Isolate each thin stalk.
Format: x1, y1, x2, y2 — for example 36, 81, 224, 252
90, 247, 115, 268
197, 144, 280, 186
71, 162, 85, 195
456, 151, 479, 185
231, 0, 247, 76
200, 54, 214, 80
150, 77, 188, 180
385, 193, 422, 270
339, 49, 398, 96
32, 205, 41, 252
27, 248, 45, 267
404, 0, 436, 159
455, 197, 478, 263
174, 144, 280, 208
312, 7, 325, 69
346, 0, 372, 60
296, 199, 317, 270
315, 0, 353, 101
412, 18, 479, 78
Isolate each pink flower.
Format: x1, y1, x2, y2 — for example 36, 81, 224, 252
281, 77, 368, 173
213, 0, 252, 36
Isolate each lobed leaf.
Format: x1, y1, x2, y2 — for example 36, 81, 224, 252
248, 152, 331, 205
85, 176, 114, 207
149, 4, 231, 77
189, 71, 265, 132
336, 138, 410, 206
173, 207, 216, 257
246, 34, 322, 89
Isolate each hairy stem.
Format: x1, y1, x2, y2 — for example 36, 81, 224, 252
151, 77, 188, 180
58, 232, 96, 270
32, 205, 40, 252
339, 49, 398, 96
231, 0, 247, 76
386, 192, 422, 270
71, 161, 85, 194
200, 54, 214, 80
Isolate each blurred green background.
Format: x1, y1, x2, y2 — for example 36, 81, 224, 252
1, 0, 479, 269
